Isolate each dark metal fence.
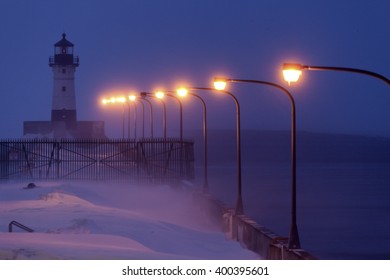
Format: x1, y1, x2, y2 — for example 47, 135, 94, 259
0, 138, 194, 183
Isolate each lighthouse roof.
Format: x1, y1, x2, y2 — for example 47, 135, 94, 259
54, 33, 74, 47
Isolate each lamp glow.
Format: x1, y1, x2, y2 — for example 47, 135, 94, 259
213, 77, 228, 91
177, 88, 188, 97
155, 91, 165, 99
116, 97, 126, 103
128, 95, 136, 101
282, 63, 303, 84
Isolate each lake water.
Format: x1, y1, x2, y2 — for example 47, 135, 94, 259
190, 130, 390, 260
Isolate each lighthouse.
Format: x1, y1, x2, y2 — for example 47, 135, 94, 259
49, 33, 79, 127
23, 34, 106, 138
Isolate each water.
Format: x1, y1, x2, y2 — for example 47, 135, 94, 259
187, 129, 390, 260
201, 161, 390, 259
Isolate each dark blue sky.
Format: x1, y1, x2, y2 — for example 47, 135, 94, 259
1, 0, 389, 138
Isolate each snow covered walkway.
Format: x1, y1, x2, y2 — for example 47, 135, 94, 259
0, 181, 259, 260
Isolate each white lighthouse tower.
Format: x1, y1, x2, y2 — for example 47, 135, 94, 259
49, 33, 79, 128
23, 34, 106, 138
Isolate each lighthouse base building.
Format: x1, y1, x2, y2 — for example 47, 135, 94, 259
23, 34, 106, 139
23, 120, 106, 138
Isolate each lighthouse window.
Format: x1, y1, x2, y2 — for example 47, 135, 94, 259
62, 86, 66, 92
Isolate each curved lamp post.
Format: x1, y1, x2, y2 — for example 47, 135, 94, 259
282, 63, 390, 86
214, 77, 301, 250
127, 95, 138, 140
129, 95, 147, 140
141, 92, 166, 140
176, 88, 209, 192
187, 86, 243, 215
140, 94, 154, 138
137, 99, 145, 139
102, 97, 126, 138
157, 91, 184, 142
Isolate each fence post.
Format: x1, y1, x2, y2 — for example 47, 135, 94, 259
0, 138, 194, 183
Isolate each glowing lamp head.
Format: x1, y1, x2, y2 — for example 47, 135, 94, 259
155, 91, 165, 99
128, 95, 136, 101
177, 88, 188, 97
213, 77, 228, 91
102, 98, 109, 105
282, 63, 303, 84
110, 97, 116, 103
116, 97, 126, 103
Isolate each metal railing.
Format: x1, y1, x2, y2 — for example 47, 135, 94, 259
0, 138, 194, 183
8, 221, 34, 233
49, 55, 79, 66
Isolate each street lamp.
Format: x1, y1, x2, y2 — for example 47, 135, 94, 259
282, 63, 390, 86
155, 91, 165, 99
128, 95, 138, 140
213, 77, 301, 250
141, 92, 166, 140
157, 91, 184, 142
176, 87, 209, 192
139, 94, 154, 138
187, 86, 243, 214
137, 99, 146, 139
117, 97, 127, 139
101, 97, 126, 138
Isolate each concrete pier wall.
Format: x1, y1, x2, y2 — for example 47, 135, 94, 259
193, 192, 316, 260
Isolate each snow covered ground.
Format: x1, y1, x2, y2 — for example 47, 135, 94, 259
0, 181, 259, 260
